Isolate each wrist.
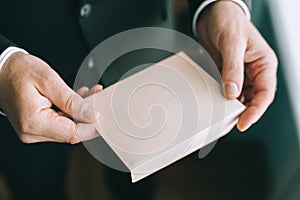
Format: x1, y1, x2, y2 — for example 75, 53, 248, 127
192, 0, 251, 36
0, 51, 28, 77
0, 47, 29, 72
0, 48, 29, 117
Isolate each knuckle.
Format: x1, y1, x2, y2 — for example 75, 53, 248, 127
270, 50, 278, 67
68, 133, 79, 145
17, 115, 41, 137
13, 109, 39, 136
265, 48, 278, 69
69, 138, 79, 145
65, 93, 76, 115
262, 90, 276, 108
229, 65, 243, 73
66, 93, 85, 120
222, 66, 243, 82
18, 120, 33, 135
65, 124, 79, 144
18, 134, 32, 144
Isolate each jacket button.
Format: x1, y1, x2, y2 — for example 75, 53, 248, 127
80, 3, 92, 18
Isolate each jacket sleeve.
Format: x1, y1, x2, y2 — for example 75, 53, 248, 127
0, 34, 16, 54
187, 0, 205, 16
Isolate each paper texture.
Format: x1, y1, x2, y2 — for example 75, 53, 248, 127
84, 52, 245, 182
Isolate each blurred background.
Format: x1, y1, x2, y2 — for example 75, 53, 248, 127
1, 0, 299, 199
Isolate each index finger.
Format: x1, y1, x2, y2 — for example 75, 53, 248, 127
237, 90, 273, 131
36, 67, 99, 123
237, 66, 277, 131
37, 109, 79, 143
37, 109, 100, 143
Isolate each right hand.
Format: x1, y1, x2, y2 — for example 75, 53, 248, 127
195, 1, 278, 131
0, 52, 100, 144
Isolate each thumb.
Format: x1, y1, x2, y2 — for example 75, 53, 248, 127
38, 69, 99, 122
218, 35, 246, 99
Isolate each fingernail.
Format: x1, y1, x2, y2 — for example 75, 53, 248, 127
238, 123, 250, 132
225, 82, 239, 98
82, 104, 99, 121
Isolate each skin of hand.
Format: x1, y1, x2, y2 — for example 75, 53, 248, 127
0, 52, 102, 144
196, 1, 278, 131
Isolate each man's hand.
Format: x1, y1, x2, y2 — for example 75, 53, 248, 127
196, 1, 278, 131
0, 52, 101, 144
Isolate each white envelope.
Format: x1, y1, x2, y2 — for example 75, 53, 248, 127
84, 52, 245, 182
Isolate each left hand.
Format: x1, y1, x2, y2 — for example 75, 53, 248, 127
0, 52, 103, 144
196, 1, 278, 131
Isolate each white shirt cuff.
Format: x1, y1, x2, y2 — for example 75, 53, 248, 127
192, 0, 251, 37
0, 46, 29, 71
0, 46, 28, 117
0, 110, 6, 117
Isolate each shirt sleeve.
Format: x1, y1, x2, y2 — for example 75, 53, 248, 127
0, 46, 29, 71
0, 35, 28, 117
188, 0, 251, 37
